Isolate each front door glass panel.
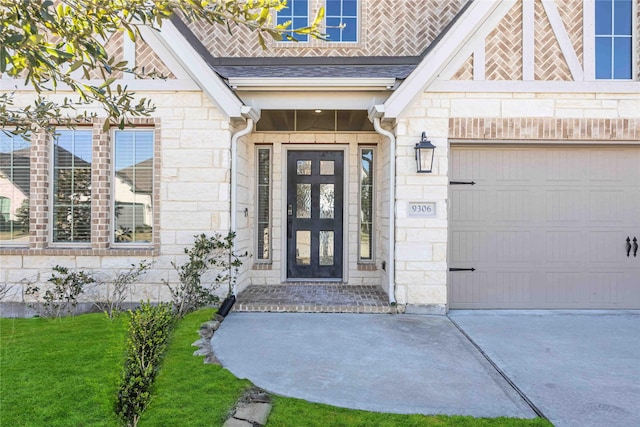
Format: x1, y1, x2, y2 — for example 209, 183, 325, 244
296, 184, 311, 218
296, 230, 311, 265
320, 184, 334, 218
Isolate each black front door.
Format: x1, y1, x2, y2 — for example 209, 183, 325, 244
287, 151, 343, 279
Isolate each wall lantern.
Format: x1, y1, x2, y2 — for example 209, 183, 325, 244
414, 132, 436, 173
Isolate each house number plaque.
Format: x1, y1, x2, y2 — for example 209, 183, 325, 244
408, 202, 436, 217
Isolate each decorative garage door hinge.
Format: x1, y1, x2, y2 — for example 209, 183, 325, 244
449, 268, 476, 272
449, 181, 476, 185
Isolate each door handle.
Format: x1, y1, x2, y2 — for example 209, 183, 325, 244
287, 219, 292, 240
634, 237, 638, 257
626, 237, 632, 257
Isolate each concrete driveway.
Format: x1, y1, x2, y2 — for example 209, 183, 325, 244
449, 310, 640, 427
212, 311, 639, 426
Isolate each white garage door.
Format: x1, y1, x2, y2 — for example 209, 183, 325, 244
450, 145, 640, 309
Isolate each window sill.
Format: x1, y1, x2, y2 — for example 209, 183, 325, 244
0, 247, 159, 256
357, 263, 377, 271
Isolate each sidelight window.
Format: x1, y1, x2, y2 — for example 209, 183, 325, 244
359, 147, 374, 262
256, 147, 272, 261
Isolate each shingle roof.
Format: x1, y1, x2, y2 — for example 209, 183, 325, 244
212, 64, 417, 79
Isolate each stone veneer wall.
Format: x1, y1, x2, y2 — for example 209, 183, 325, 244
0, 91, 235, 306
394, 91, 640, 310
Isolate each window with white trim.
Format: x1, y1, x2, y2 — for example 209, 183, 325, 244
595, 0, 633, 79
277, 0, 309, 42
113, 130, 154, 245
326, 0, 358, 43
359, 147, 374, 262
256, 147, 271, 261
0, 133, 30, 244
52, 130, 92, 243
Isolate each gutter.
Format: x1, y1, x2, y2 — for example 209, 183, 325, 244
369, 105, 397, 306
230, 106, 259, 296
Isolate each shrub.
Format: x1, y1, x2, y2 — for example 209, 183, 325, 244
25, 265, 95, 318
115, 302, 175, 427
164, 232, 244, 318
94, 261, 151, 320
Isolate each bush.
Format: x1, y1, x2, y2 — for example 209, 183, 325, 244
115, 303, 175, 427
164, 232, 244, 318
94, 261, 151, 320
25, 265, 95, 318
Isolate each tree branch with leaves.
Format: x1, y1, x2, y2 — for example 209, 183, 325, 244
0, 0, 325, 136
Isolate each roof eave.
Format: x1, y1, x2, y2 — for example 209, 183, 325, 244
229, 77, 397, 92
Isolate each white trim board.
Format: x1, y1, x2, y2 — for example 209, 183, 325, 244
429, 80, 640, 93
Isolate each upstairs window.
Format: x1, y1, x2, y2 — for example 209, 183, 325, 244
277, 0, 309, 42
595, 0, 633, 79
326, 0, 358, 42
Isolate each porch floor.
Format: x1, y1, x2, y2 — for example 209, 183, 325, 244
234, 284, 397, 314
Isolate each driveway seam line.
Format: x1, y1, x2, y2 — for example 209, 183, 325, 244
447, 316, 549, 421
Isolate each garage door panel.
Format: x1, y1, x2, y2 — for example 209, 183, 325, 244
450, 145, 640, 309
495, 272, 531, 303
451, 149, 492, 181
545, 190, 584, 223
451, 190, 488, 222
451, 231, 491, 263
450, 272, 489, 305
496, 231, 531, 262
546, 150, 589, 182
496, 189, 533, 222
542, 272, 583, 304
589, 190, 628, 223
588, 231, 633, 263
496, 149, 535, 182
589, 149, 640, 183
545, 231, 585, 263
588, 272, 640, 306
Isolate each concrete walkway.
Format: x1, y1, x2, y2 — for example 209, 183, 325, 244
449, 310, 640, 427
212, 313, 536, 418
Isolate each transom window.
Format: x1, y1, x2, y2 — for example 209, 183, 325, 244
277, 0, 309, 42
326, 0, 358, 42
256, 110, 373, 132
595, 0, 633, 79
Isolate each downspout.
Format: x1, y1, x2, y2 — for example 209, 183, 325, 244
230, 117, 254, 297
372, 116, 397, 306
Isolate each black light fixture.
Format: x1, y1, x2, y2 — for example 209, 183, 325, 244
414, 132, 436, 173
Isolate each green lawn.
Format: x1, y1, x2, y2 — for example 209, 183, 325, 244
0, 311, 553, 426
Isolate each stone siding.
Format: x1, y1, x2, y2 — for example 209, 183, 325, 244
0, 91, 233, 305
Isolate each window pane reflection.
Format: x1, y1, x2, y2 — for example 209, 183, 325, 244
320, 184, 334, 219
297, 160, 311, 175
114, 130, 153, 244
297, 184, 311, 218
320, 161, 334, 175
319, 231, 334, 265
0, 133, 30, 243
296, 230, 311, 265
360, 148, 374, 260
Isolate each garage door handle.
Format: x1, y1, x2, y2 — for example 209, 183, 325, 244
626, 237, 632, 257
634, 237, 638, 257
